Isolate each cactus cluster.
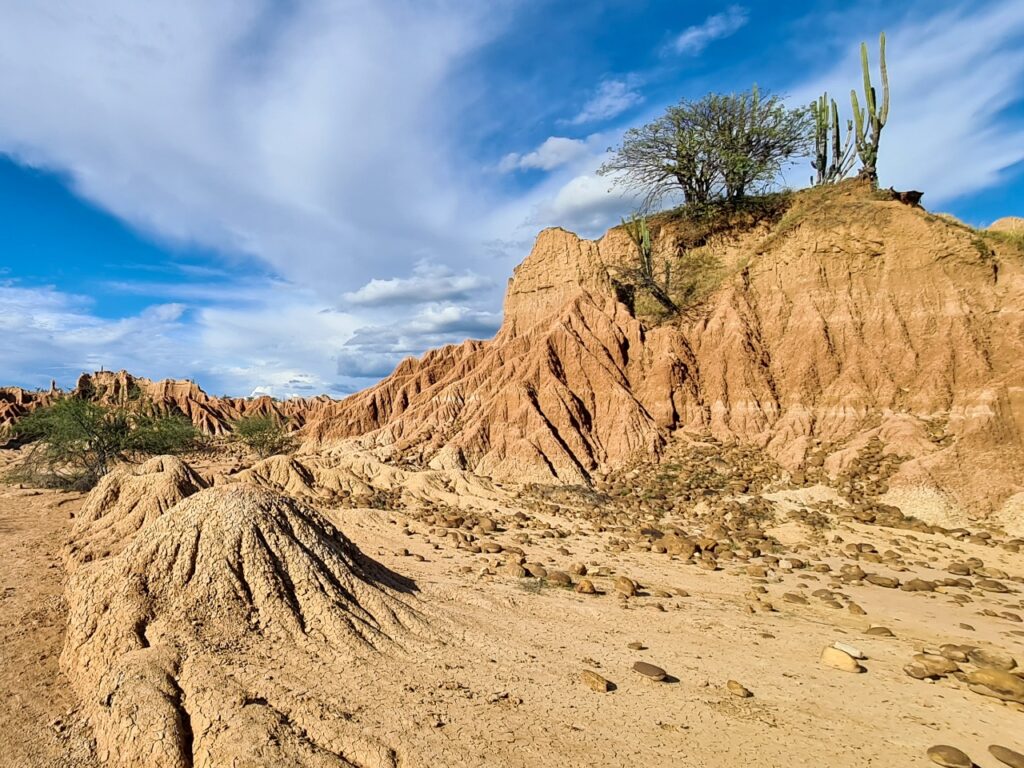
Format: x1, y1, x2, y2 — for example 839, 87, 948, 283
851, 32, 889, 185
811, 32, 889, 188
810, 92, 856, 185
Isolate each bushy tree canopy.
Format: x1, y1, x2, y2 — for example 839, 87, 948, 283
11, 398, 198, 489
599, 87, 811, 209
232, 414, 293, 458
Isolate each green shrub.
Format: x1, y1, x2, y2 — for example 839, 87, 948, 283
231, 414, 293, 458
9, 398, 198, 489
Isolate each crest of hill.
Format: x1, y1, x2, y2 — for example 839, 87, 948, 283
300, 183, 1024, 516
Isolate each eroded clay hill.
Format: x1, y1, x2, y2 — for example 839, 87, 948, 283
62, 480, 426, 768
301, 185, 1024, 518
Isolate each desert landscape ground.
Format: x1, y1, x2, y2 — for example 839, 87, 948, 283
2, 185, 1024, 767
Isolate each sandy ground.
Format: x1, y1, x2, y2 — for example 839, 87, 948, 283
0, 479, 95, 767
2, 448, 1023, 767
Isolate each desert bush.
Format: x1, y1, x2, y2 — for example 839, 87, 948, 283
600, 87, 810, 208
8, 398, 198, 489
231, 414, 293, 458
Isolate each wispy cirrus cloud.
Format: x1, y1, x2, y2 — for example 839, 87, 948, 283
567, 78, 644, 125
670, 6, 749, 56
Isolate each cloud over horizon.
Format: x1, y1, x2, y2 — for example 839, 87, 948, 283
1, 0, 1022, 397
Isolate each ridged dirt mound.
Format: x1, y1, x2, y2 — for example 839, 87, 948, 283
62, 484, 424, 768
301, 185, 1024, 515
65, 455, 207, 570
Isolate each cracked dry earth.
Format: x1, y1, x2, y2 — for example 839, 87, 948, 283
3, 449, 1024, 767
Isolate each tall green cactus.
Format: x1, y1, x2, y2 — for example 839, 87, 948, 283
850, 31, 889, 186
810, 92, 856, 185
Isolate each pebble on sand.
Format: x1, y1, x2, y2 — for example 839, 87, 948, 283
632, 662, 667, 681
820, 646, 865, 673
926, 744, 972, 768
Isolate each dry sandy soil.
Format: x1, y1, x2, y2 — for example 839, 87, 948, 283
1, 445, 1023, 768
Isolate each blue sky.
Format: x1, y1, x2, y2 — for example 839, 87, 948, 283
1, 0, 1022, 397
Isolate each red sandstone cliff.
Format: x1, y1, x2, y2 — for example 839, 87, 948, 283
300, 185, 1024, 513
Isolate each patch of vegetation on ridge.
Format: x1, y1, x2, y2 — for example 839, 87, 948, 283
612, 192, 794, 324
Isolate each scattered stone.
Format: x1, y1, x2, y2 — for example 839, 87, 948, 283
627, 642, 645, 651
783, 592, 809, 605
832, 641, 865, 659
580, 670, 612, 693
864, 626, 895, 637
726, 680, 752, 698
820, 645, 865, 673
575, 578, 597, 595
524, 563, 548, 579
926, 744, 972, 768
967, 648, 1017, 671
976, 578, 1010, 593
966, 667, 1024, 704
938, 644, 973, 663
632, 662, 667, 681
546, 570, 572, 587
615, 576, 638, 597
902, 578, 936, 592
905, 654, 959, 679
865, 574, 900, 589
989, 744, 1024, 768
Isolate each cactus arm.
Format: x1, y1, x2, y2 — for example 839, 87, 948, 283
878, 32, 889, 126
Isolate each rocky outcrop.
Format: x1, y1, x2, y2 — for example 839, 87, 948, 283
73, 370, 336, 435
0, 384, 59, 444
302, 185, 1024, 514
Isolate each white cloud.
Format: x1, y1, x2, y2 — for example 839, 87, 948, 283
0, 283, 190, 385
336, 303, 501, 380
792, 1, 1024, 203
671, 6, 749, 55
342, 261, 492, 306
526, 174, 639, 236
499, 137, 591, 172
0, 1, 504, 294
567, 79, 643, 125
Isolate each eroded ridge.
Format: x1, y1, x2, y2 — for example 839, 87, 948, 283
62, 484, 426, 768
65, 455, 208, 570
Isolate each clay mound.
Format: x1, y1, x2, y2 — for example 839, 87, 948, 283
65, 455, 207, 569
62, 485, 423, 768
228, 454, 375, 501
989, 216, 1024, 233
